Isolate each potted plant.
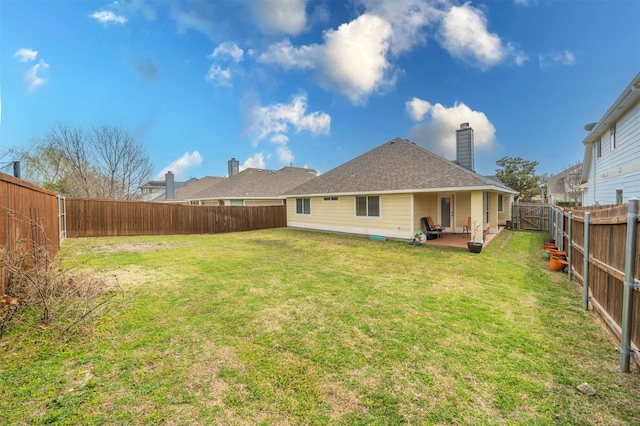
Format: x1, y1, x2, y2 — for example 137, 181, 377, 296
467, 221, 483, 253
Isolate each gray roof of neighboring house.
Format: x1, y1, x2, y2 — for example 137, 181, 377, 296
149, 176, 225, 202
285, 137, 517, 196
189, 166, 318, 200
173, 176, 225, 201
547, 163, 582, 195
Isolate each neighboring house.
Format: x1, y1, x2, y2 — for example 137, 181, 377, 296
284, 137, 517, 243
547, 163, 582, 205
187, 166, 318, 206
141, 172, 225, 203
581, 72, 640, 206
165, 176, 225, 204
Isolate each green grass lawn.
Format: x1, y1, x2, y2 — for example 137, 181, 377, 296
1, 229, 639, 425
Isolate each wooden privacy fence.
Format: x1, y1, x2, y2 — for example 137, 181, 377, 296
511, 202, 550, 231
65, 198, 287, 237
0, 173, 62, 294
549, 201, 640, 371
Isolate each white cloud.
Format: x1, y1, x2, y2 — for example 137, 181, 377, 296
210, 42, 244, 62
25, 60, 49, 92
169, 2, 216, 39
258, 39, 317, 69
154, 151, 202, 180
14, 48, 38, 62
247, 93, 330, 144
205, 65, 232, 87
277, 145, 295, 164
90, 10, 128, 25
407, 99, 496, 159
437, 3, 527, 70
241, 153, 266, 171
250, 0, 307, 35
271, 134, 289, 144
539, 50, 576, 69
405, 97, 432, 121
245, 93, 330, 168
359, 0, 440, 55
258, 14, 395, 104
320, 14, 395, 103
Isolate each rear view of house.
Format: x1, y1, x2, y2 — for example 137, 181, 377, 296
285, 136, 517, 242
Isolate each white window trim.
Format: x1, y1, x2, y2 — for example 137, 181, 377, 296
610, 125, 617, 151
296, 197, 311, 215
355, 195, 381, 219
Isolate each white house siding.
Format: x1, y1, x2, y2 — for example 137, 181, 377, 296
287, 193, 414, 239
584, 101, 640, 205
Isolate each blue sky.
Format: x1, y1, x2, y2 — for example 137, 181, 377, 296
1, 0, 639, 182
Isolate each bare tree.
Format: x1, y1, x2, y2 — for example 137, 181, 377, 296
13, 124, 152, 199
91, 125, 152, 199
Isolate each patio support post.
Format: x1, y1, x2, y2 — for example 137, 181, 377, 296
567, 211, 573, 281
582, 212, 590, 311
620, 198, 639, 373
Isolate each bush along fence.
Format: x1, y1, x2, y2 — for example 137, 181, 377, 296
1, 173, 63, 294
548, 199, 640, 372
65, 198, 287, 237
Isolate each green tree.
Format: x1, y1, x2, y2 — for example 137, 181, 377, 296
495, 156, 541, 201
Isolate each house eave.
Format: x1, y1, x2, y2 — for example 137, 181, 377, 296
286, 185, 518, 198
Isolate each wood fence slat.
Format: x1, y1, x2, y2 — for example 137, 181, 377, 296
560, 203, 640, 368
1, 173, 60, 294
64, 198, 286, 238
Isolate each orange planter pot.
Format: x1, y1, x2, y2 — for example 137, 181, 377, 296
550, 257, 569, 271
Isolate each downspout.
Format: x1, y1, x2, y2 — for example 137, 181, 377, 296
592, 144, 597, 205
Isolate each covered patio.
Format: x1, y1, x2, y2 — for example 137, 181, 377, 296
421, 226, 505, 249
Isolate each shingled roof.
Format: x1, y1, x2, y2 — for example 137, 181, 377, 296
547, 163, 582, 195
286, 138, 516, 196
189, 166, 318, 200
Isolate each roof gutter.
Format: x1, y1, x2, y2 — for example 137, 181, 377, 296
286, 185, 518, 198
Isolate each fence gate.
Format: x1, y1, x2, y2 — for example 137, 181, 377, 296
512, 202, 550, 231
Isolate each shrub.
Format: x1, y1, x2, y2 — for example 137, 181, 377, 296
0, 215, 121, 339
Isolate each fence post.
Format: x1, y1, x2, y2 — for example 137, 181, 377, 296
558, 208, 564, 252
558, 208, 564, 250
567, 211, 573, 281
583, 212, 590, 311
620, 198, 639, 372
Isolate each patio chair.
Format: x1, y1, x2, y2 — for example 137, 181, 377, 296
421, 217, 443, 239
463, 216, 471, 238
426, 216, 444, 233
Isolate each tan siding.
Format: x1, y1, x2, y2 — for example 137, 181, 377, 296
455, 192, 471, 231
287, 194, 414, 238
412, 193, 437, 233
